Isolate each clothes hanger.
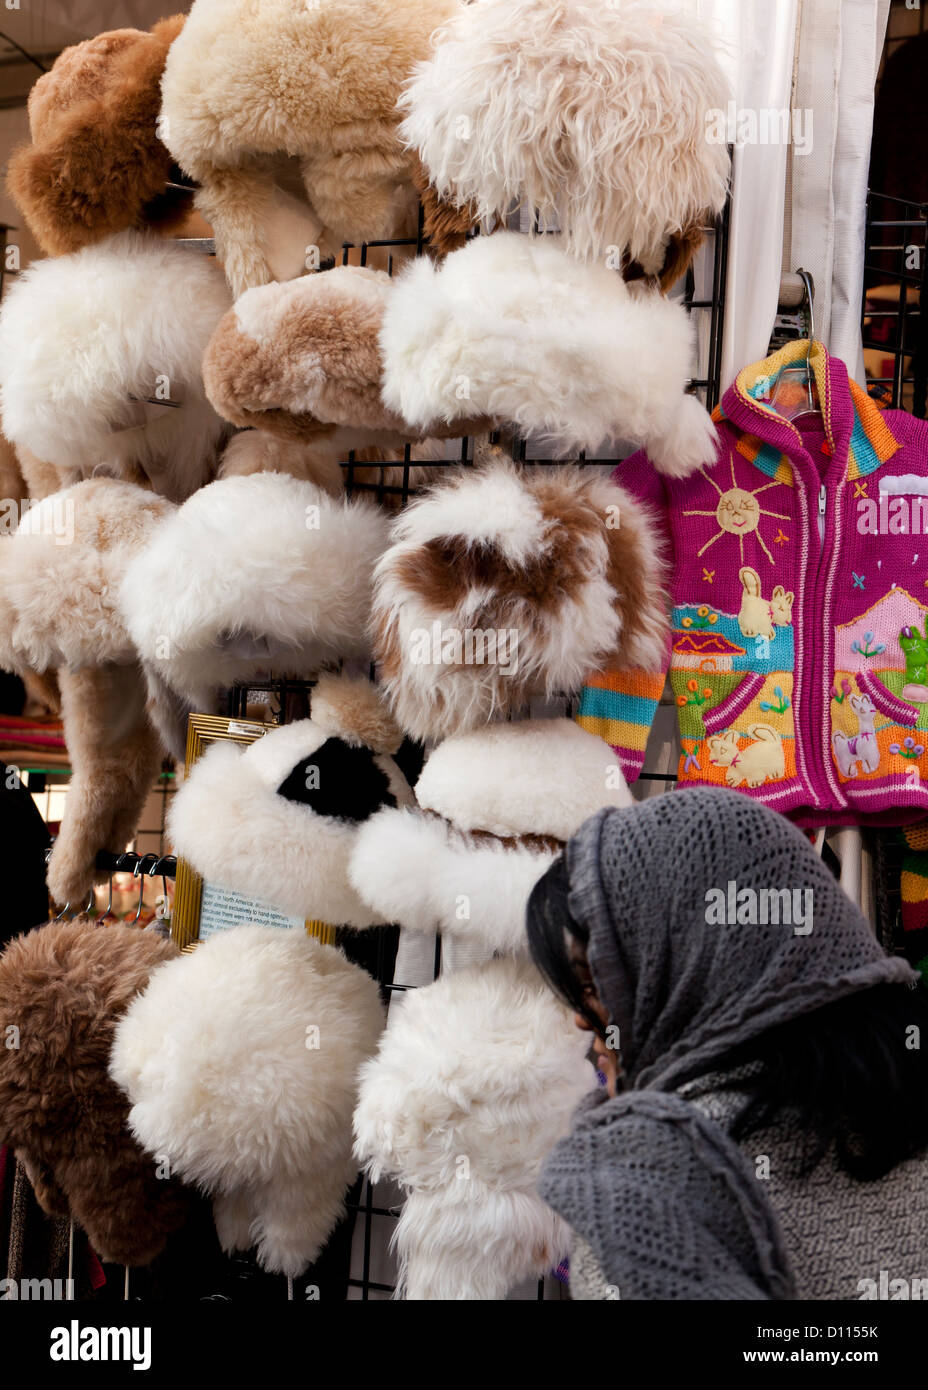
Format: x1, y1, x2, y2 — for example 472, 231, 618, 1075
770, 268, 823, 424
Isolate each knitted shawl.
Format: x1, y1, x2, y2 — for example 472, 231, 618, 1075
538, 786, 918, 1300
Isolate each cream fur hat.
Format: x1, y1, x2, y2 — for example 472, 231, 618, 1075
349, 718, 633, 960
119, 473, 390, 758
111, 925, 385, 1277
159, 0, 460, 296
401, 0, 730, 276
372, 461, 668, 741
168, 675, 414, 927
353, 956, 594, 1299
0, 232, 232, 503
379, 231, 717, 472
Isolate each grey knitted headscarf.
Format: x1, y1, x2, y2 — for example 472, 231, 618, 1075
538, 786, 918, 1300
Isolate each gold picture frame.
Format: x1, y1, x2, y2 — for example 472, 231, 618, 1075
171, 713, 337, 951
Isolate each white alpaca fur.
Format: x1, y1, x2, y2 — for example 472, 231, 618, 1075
379, 232, 717, 473
353, 957, 594, 1299
168, 679, 414, 926
160, 0, 458, 295
0, 479, 173, 674
119, 473, 389, 754
372, 461, 669, 740
415, 719, 633, 838
110, 926, 384, 1277
349, 719, 631, 958
400, 0, 731, 270
0, 232, 232, 501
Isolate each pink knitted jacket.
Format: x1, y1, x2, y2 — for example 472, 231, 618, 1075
578, 340, 928, 826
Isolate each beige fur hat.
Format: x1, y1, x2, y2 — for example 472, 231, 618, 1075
160, 0, 461, 296
6, 16, 191, 258
119, 473, 391, 758
168, 675, 414, 927
372, 462, 668, 740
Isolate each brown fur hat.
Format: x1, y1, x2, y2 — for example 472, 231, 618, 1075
203, 267, 488, 445
373, 460, 668, 740
7, 17, 191, 258
0, 918, 189, 1265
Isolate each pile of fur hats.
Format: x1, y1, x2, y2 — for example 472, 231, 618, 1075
0, 919, 190, 1266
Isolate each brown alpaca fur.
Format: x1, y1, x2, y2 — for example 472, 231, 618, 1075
410, 154, 477, 256
47, 666, 163, 907
0, 918, 189, 1265
623, 219, 708, 292
6, 17, 191, 257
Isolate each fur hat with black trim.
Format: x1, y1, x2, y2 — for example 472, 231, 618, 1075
379, 231, 717, 472
203, 266, 490, 445
0, 918, 190, 1266
119, 473, 390, 759
349, 718, 632, 959
0, 231, 232, 502
353, 956, 594, 1299
160, 0, 461, 296
168, 675, 414, 927
400, 0, 730, 277
6, 17, 191, 259
110, 925, 384, 1277
371, 461, 667, 741
0, 478, 174, 676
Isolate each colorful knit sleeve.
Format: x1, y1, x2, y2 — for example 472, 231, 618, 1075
575, 452, 672, 783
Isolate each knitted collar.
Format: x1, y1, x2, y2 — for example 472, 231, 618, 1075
565, 786, 917, 1093
713, 340, 902, 482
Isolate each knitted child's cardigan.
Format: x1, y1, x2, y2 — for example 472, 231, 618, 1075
579, 340, 928, 826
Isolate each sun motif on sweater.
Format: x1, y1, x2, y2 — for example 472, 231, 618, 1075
683, 453, 791, 566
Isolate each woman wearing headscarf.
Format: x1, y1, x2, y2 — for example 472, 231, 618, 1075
528, 786, 928, 1301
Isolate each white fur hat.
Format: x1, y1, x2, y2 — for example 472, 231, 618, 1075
0, 478, 174, 675
119, 473, 390, 758
160, 0, 460, 296
372, 461, 668, 741
0, 232, 233, 502
379, 232, 717, 473
349, 719, 632, 958
400, 0, 730, 273
353, 956, 594, 1299
111, 926, 384, 1277
168, 674, 414, 926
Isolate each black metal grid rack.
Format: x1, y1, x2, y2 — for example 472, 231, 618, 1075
862, 189, 928, 415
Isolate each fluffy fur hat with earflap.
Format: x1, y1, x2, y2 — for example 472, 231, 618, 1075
400, 0, 730, 276
119, 473, 390, 759
0, 478, 174, 676
349, 718, 632, 959
0, 918, 190, 1265
0, 231, 232, 502
203, 265, 490, 445
379, 231, 717, 472
6, 17, 191, 258
168, 674, 414, 926
372, 460, 668, 741
353, 956, 594, 1299
110, 925, 384, 1277
160, 0, 461, 296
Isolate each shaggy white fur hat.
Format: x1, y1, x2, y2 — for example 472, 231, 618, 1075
349, 719, 632, 959
160, 0, 460, 296
372, 461, 667, 741
0, 232, 232, 502
353, 956, 594, 1299
400, 0, 730, 273
119, 473, 390, 758
168, 675, 414, 926
379, 232, 716, 472
0, 478, 173, 675
111, 926, 384, 1277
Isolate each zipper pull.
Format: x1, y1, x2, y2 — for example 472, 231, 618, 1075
819, 485, 826, 518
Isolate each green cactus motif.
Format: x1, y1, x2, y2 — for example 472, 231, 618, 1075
901, 623, 928, 688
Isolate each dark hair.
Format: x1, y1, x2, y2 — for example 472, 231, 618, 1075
526, 857, 928, 1181
526, 855, 599, 1031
